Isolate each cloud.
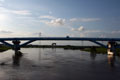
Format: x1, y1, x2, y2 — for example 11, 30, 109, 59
0, 7, 31, 15
100, 34, 106, 38
111, 30, 120, 34
48, 18, 66, 26
0, 30, 13, 34
71, 26, 105, 37
11, 10, 31, 15
97, 30, 120, 38
0, 13, 7, 21
71, 29, 120, 38
40, 18, 66, 26
39, 15, 66, 26
39, 15, 101, 28
71, 25, 102, 34
39, 15, 55, 19
84, 30, 101, 33
0, 7, 8, 12
70, 18, 100, 22
78, 26, 84, 31
71, 26, 85, 31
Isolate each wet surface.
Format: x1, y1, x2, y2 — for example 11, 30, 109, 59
0, 48, 120, 80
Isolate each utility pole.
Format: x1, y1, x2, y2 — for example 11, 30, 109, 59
38, 32, 42, 61
39, 32, 41, 45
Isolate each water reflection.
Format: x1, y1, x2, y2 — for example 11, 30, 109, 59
107, 54, 115, 67
52, 48, 56, 52
1, 48, 120, 80
38, 48, 41, 60
90, 52, 96, 60
12, 51, 23, 66
90, 47, 97, 60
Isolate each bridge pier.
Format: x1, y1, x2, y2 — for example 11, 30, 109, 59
12, 40, 21, 55
107, 41, 117, 55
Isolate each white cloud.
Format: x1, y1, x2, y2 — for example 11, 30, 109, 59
71, 26, 84, 31
84, 30, 101, 33
71, 28, 76, 31
100, 34, 106, 38
111, 30, 120, 34
70, 18, 100, 22
39, 15, 67, 26
39, 15, 55, 19
11, 10, 31, 15
0, 7, 8, 12
40, 20, 48, 23
40, 18, 66, 26
0, 7, 31, 15
70, 18, 77, 22
0, 30, 13, 34
78, 26, 84, 31
71, 26, 104, 37
0, 31, 40, 37
0, 14, 7, 21
48, 18, 65, 26
39, 15, 101, 28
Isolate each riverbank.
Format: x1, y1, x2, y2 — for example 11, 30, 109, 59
23, 45, 100, 49
1, 44, 120, 56
81, 47, 107, 54
0, 45, 11, 52
81, 47, 120, 56
22, 45, 120, 55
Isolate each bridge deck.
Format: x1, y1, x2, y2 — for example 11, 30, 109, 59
0, 37, 120, 41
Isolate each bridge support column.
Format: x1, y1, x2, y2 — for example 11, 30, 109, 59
12, 40, 21, 55
107, 41, 116, 55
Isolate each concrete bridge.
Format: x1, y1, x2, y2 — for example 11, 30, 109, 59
0, 37, 120, 55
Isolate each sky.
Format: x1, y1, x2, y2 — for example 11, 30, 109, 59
0, 0, 120, 38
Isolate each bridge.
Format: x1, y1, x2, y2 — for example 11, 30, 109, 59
0, 37, 120, 55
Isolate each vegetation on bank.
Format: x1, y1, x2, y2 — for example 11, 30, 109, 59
0, 44, 120, 56
23, 45, 100, 49
81, 47, 120, 56
23, 45, 120, 55
0, 45, 11, 52
81, 47, 107, 54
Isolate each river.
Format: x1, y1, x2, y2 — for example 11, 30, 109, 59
0, 48, 120, 80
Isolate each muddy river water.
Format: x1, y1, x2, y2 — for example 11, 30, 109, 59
0, 48, 120, 80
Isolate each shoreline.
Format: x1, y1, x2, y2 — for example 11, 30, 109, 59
0, 45, 120, 56
0, 45, 11, 52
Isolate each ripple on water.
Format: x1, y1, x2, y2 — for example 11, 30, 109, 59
0, 48, 120, 80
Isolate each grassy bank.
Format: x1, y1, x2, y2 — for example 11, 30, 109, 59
81, 47, 107, 54
1, 44, 120, 56
81, 47, 120, 56
0, 45, 11, 52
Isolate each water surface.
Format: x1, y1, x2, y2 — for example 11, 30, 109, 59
0, 48, 120, 80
